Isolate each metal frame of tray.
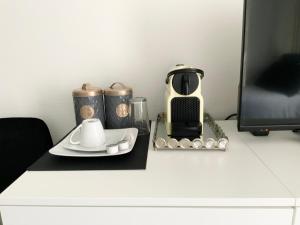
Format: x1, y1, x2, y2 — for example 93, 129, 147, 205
153, 112, 229, 151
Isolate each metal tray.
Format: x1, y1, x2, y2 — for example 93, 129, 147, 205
153, 113, 229, 151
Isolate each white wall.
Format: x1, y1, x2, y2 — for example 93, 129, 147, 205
0, 0, 243, 142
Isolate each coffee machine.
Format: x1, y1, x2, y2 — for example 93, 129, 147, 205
165, 64, 204, 140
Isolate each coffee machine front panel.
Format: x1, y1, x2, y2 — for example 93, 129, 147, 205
165, 65, 204, 140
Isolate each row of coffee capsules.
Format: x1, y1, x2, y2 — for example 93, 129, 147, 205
155, 137, 228, 150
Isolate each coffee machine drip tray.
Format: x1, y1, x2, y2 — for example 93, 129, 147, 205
171, 122, 202, 139
154, 112, 228, 151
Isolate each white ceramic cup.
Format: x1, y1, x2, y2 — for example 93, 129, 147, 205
69, 118, 105, 148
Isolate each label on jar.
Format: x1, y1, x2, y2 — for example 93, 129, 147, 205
116, 103, 129, 118
80, 105, 95, 119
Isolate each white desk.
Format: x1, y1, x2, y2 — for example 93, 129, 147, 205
237, 128, 300, 225
0, 121, 297, 225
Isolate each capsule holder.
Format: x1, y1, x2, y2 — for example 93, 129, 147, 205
153, 112, 228, 151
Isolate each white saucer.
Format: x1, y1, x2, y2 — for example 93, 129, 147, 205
62, 143, 107, 152
49, 128, 138, 157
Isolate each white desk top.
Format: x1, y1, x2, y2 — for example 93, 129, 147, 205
0, 121, 294, 207
237, 127, 300, 206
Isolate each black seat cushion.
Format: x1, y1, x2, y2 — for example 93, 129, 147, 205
0, 118, 53, 193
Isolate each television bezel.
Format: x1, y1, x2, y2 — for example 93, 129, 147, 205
237, 0, 300, 132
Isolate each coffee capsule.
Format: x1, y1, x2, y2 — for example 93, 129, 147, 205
205, 138, 217, 149
179, 138, 192, 148
167, 138, 179, 149
192, 138, 203, 149
155, 137, 167, 149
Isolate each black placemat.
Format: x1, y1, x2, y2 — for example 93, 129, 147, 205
28, 127, 150, 171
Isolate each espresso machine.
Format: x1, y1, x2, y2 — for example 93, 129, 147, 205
165, 64, 204, 140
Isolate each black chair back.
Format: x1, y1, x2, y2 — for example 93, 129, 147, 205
0, 118, 53, 193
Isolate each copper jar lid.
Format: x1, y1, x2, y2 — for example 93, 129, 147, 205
72, 83, 103, 97
104, 82, 132, 96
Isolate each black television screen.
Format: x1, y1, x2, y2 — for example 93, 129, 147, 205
238, 0, 300, 131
